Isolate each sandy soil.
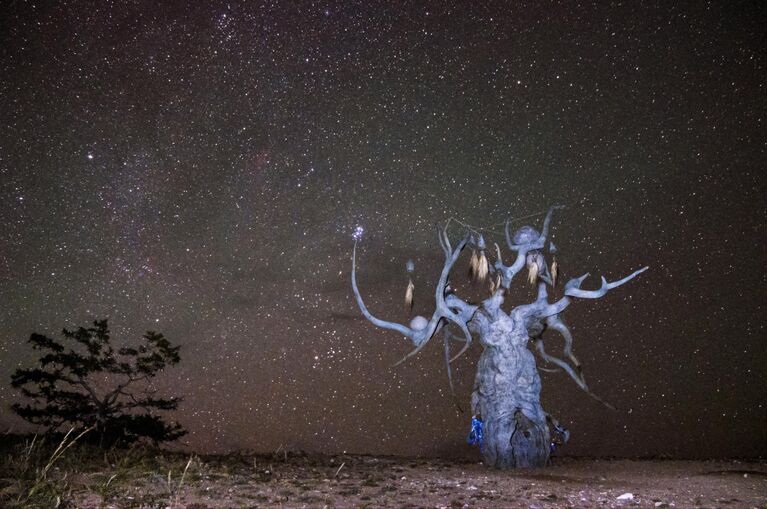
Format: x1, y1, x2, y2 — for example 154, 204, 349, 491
69, 454, 766, 509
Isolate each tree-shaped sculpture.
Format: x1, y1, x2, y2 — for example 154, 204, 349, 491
352, 206, 647, 468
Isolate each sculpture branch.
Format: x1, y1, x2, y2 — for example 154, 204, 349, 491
351, 227, 477, 366
519, 266, 649, 409
351, 242, 413, 339
534, 337, 616, 410
495, 205, 564, 289
563, 266, 649, 299
524, 266, 649, 321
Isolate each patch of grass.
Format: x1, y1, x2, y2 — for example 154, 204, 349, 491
0, 433, 208, 509
1, 426, 94, 508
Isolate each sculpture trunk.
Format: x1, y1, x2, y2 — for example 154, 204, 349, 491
472, 312, 549, 468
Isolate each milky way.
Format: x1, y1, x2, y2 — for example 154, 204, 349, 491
1, 2, 764, 458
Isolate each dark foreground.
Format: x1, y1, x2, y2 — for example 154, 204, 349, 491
1, 438, 765, 508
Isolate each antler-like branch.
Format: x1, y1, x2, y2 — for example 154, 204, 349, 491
442, 327, 466, 413
545, 314, 581, 371
521, 261, 648, 410
527, 266, 649, 320
437, 224, 452, 258
533, 336, 615, 410
351, 227, 478, 366
505, 204, 563, 251
563, 266, 649, 299
495, 205, 564, 289
444, 293, 478, 362
527, 305, 613, 409
352, 242, 413, 339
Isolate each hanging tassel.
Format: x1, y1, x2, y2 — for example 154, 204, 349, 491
469, 249, 479, 280
551, 255, 558, 287
527, 259, 539, 285
548, 241, 558, 287
489, 273, 502, 294
476, 250, 489, 282
405, 259, 415, 310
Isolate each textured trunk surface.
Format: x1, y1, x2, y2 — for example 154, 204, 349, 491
471, 313, 550, 469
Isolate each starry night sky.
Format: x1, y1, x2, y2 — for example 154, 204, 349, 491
1, 2, 765, 459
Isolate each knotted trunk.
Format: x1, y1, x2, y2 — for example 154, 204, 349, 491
471, 312, 550, 468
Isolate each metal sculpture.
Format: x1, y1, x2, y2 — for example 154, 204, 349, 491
352, 206, 647, 468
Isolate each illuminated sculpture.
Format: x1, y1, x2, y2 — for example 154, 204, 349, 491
352, 206, 647, 468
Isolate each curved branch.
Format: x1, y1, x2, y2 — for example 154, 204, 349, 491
496, 205, 564, 289
513, 282, 570, 322
444, 294, 479, 362
352, 229, 477, 366
545, 315, 581, 371
442, 328, 464, 413
534, 338, 615, 410
434, 235, 469, 311
390, 320, 444, 366
528, 266, 649, 320
564, 266, 649, 299
505, 204, 564, 252
437, 224, 451, 258
443, 328, 457, 393
448, 320, 473, 363
537, 204, 565, 247
493, 240, 526, 289
351, 241, 414, 340
393, 233, 474, 365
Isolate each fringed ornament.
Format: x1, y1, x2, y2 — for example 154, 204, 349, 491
476, 250, 489, 282
527, 261, 539, 285
551, 255, 558, 287
405, 278, 415, 310
489, 273, 502, 294
405, 259, 415, 311
469, 234, 489, 283
548, 241, 558, 287
469, 250, 479, 281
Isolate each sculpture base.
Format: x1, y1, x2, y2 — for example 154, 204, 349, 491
481, 409, 549, 469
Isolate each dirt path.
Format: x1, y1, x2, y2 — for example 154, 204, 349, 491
67, 454, 766, 508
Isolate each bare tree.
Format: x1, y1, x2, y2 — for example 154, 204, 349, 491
352, 205, 647, 468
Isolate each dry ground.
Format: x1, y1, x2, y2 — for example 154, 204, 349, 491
3, 441, 766, 509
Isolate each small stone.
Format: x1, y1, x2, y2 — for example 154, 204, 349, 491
616, 493, 634, 501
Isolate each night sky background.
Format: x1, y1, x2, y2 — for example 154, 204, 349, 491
1, 1, 765, 459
